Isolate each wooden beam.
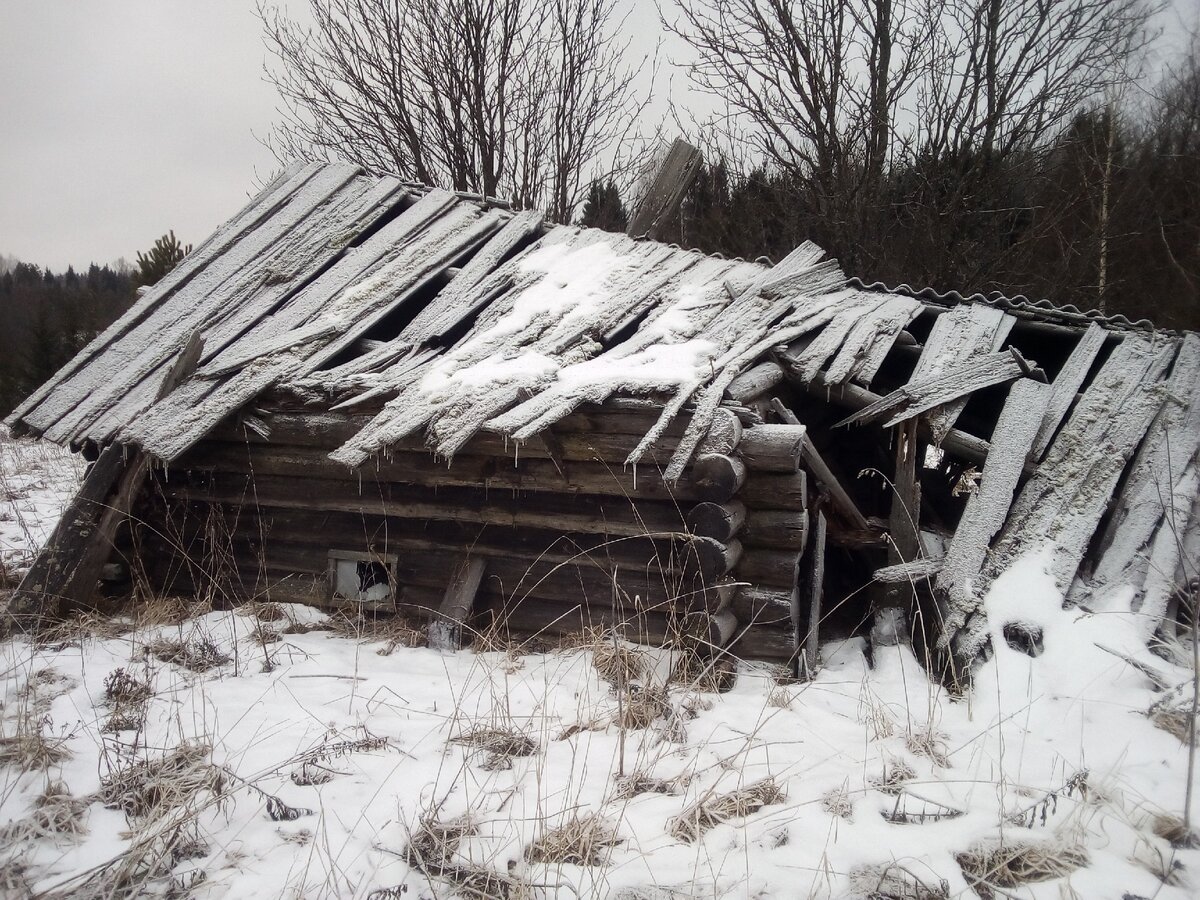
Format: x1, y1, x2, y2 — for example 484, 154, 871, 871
800, 508, 826, 677
7, 332, 204, 629
739, 424, 806, 472
428, 556, 486, 650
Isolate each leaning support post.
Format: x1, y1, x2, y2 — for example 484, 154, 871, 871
799, 507, 826, 679
5, 331, 204, 631
428, 556, 486, 651
873, 418, 921, 649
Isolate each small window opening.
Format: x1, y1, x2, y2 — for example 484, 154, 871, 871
329, 550, 396, 604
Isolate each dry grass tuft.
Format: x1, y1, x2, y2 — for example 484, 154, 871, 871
1150, 706, 1194, 744
135, 595, 197, 627
525, 813, 621, 866
617, 686, 670, 730
0, 722, 72, 770
329, 612, 425, 654
147, 635, 229, 672
612, 771, 689, 800
239, 600, 286, 622
669, 650, 737, 693
404, 813, 531, 899
849, 862, 949, 900
1152, 812, 1199, 848
821, 786, 854, 820
589, 633, 644, 686
668, 778, 786, 843
450, 727, 538, 763
871, 759, 917, 795
955, 838, 1087, 897
0, 780, 89, 843
99, 742, 225, 821
905, 729, 950, 767
103, 667, 152, 706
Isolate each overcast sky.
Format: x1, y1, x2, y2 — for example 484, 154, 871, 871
1, 1, 1195, 273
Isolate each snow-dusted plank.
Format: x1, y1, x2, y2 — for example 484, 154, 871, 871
981, 334, 1178, 596
936, 379, 1050, 643
399, 210, 544, 343
906, 304, 1015, 443
127, 198, 502, 461
837, 351, 1025, 429
6, 161, 321, 432
196, 318, 339, 378
788, 292, 886, 383
35, 165, 372, 444
85, 174, 410, 446
822, 294, 921, 386
1031, 322, 1107, 459
1085, 333, 1200, 598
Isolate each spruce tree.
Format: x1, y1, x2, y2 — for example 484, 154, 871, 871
135, 230, 192, 287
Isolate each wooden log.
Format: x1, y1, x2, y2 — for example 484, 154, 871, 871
162, 472, 694, 539
731, 623, 796, 661
708, 610, 738, 647
768, 398, 870, 530
686, 501, 746, 543
741, 509, 809, 550
874, 557, 943, 584
428, 556, 485, 650
738, 424, 806, 472
740, 471, 808, 511
680, 537, 743, 581
736, 548, 803, 590
882, 418, 922, 618
690, 453, 748, 501
179, 441, 733, 504
697, 408, 743, 455
733, 585, 795, 626
725, 362, 785, 405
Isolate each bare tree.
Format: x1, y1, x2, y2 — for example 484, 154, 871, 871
259, 0, 644, 222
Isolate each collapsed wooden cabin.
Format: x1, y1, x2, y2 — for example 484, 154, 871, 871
6, 157, 1198, 679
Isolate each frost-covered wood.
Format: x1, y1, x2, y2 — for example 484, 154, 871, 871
428, 556, 486, 650
625, 139, 703, 240
738, 424, 806, 472
1031, 322, 1107, 459
935, 379, 1050, 648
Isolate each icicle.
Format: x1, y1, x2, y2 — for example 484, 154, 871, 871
632, 462, 638, 491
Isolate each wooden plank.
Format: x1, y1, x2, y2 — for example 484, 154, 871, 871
801, 509, 826, 676
877, 419, 922, 639
34, 166, 376, 443
1031, 322, 1108, 459
787, 292, 886, 383
400, 210, 545, 343
904, 304, 1015, 443
874, 556, 943, 584
6, 161, 320, 432
428, 557, 486, 650
626, 139, 703, 240
827, 295, 922, 387
836, 351, 1025, 429
950, 336, 1178, 661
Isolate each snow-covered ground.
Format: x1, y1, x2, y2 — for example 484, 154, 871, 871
0, 435, 1196, 899
0, 435, 84, 582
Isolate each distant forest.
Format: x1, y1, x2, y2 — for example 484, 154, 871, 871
0, 233, 187, 418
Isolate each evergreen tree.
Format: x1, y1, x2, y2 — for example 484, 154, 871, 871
135, 230, 192, 287
578, 180, 628, 232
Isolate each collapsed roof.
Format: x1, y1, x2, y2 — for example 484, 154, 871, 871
7, 161, 1198, 665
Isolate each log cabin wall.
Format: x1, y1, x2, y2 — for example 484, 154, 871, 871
124, 398, 816, 660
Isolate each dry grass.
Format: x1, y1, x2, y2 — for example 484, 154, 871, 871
328, 611, 425, 655
668, 778, 785, 843
669, 649, 737, 693
849, 863, 949, 900
1152, 812, 1200, 849
99, 741, 225, 821
525, 813, 622, 866
450, 726, 538, 768
1150, 706, 1195, 744
0, 780, 89, 843
0, 720, 72, 770
403, 813, 531, 899
905, 729, 950, 767
612, 771, 689, 800
871, 759, 917, 795
590, 633, 644, 685
103, 667, 152, 706
821, 786, 853, 820
146, 635, 229, 672
955, 838, 1088, 897
617, 686, 670, 730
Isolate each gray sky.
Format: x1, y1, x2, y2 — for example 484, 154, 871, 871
1, 1, 1195, 273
